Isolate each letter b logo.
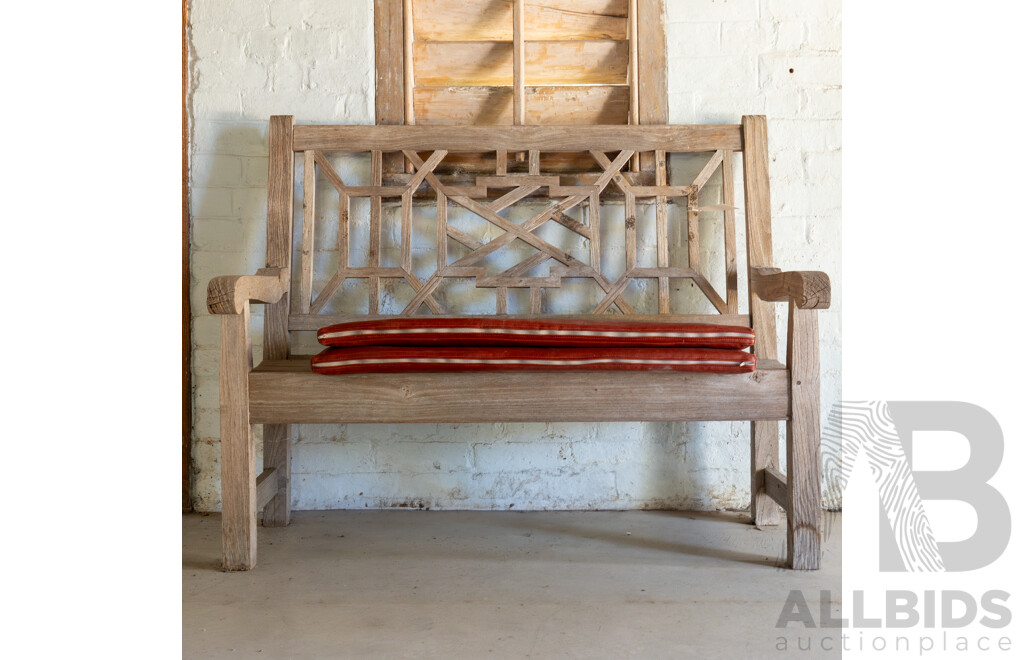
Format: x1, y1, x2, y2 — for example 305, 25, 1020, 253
882, 402, 1010, 571
834, 401, 1010, 571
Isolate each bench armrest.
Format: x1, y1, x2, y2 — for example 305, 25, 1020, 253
750, 266, 831, 310
207, 267, 288, 315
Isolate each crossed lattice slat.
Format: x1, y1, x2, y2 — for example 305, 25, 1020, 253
299, 145, 739, 317
304, 149, 448, 315
404, 148, 636, 315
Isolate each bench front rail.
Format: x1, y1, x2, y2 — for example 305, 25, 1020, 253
207, 116, 831, 571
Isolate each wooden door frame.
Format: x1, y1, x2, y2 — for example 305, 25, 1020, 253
183, 0, 192, 512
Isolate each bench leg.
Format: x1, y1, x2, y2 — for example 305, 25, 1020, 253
261, 424, 291, 526
750, 421, 781, 526
786, 306, 822, 570
220, 311, 258, 570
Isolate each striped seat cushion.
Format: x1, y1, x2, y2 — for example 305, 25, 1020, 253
317, 318, 755, 350
311, 346, 756, 375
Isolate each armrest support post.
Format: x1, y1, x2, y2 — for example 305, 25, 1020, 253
786, 303, 822, 569
219, 304, 257, 569
207, 267, 288, 570
749, 265, 828, 568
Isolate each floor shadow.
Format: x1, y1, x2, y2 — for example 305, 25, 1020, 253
181, 553, 221, 572
183, 510, 814, 570
497, 510, 783, 568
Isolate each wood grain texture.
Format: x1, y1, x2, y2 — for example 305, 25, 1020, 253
637, 0, 666, 172
763, 466, 788, 511
260, 121, 299, 531
375, 0, 405, 125
743, 116, 782, 530
413, 40, 627, 86
787, 306, 822, 570
264, 116, 294, 361
403, 0, 415, 124
369, 151, 383, 315
293, 124, 742, 153
374, 0, 405, 174
206, 268, 287, 315
627, 185, 691, 196
255, 467, 279, 511
684, 192, 699, 273
401, 271, 446, 315
388, 167, 651, 189
722, 150, 738, 314
625, 189, 637, 269
250, 361, 789, 424
477, 174, 559, 187
655, 149, 669, 313
751, 420, 782, 526
691, 149, 724, 190
312, 150, 346, 192
690, 273, 728, 314
529, 286, 542, 313
299, 151, 316, 313
381, 0, 659, 177
513, 0, 525, 125
338, 191, 351, 271
751, 267, 832, 310
338, 185, 404, 197
552, 210, 591, 238
401, 190, 413, 271
627, 0, 639, 125
261, 424, 291, 526
436, 188, 448, 272
220, 308, 257, 570
637, 0, 666, 124
412, 0, 628, 42
741, 116, 777, 358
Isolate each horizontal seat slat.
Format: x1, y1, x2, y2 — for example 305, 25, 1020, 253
249, 358, 788, 424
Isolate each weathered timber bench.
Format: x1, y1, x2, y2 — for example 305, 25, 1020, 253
207, 115, 831, 571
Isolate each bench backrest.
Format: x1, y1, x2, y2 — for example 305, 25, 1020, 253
260, 116, 777, 363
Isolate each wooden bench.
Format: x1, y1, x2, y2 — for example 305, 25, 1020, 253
207, 115, 832, 571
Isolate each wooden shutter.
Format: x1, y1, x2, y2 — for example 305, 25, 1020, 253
375, 0, 666, 175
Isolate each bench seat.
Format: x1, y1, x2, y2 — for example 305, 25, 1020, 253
249, 357, 788, 424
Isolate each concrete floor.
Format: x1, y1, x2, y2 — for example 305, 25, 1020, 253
183, 510, 841, 659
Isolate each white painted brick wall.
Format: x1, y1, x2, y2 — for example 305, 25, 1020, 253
188, 0, 842, 512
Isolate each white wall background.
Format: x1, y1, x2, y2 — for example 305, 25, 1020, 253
187, 0, 841, 512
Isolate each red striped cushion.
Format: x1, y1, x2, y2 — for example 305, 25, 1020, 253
311, 346, 756, 375
317, 318, 754, 350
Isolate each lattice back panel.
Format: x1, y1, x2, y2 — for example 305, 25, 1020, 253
284, 125, 752, 330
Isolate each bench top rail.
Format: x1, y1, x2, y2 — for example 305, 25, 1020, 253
292, 124, 743, 153
262, 118, 777, 356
